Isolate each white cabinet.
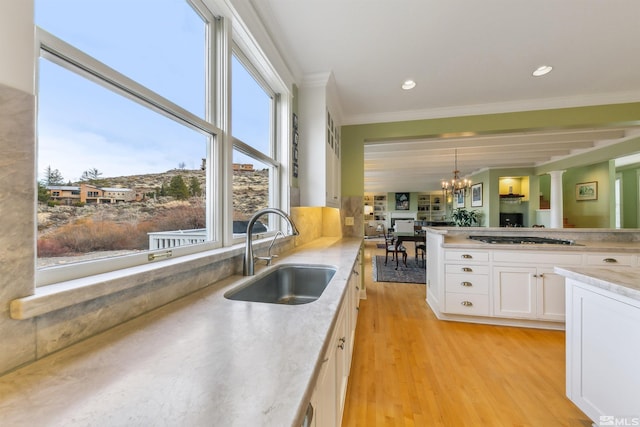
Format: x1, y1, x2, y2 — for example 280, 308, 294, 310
584, 253, 637, 267
312, 299, 346, 427
443, 250, 490, 316
426, 231, 443, 307
299, 76, 341, 208
492, 251, 581, 322
493, 266, 536, 319
426, 228, 640, 330
566, 278, 640, 422
311, 261, 360, 427
536, 267, 566, 321
348, 249, 362, 359
492, 266, 565, 321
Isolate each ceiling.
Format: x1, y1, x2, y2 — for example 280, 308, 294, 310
248, 0, 640, 192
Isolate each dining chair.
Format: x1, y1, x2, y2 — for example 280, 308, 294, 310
384, 229, 407, 269
415, 243, 426, 267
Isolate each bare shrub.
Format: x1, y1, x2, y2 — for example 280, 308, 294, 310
38, 199, 207, 256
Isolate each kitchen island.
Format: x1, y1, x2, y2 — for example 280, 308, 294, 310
425, 227, 640, 329
0, 237, 363, 427
555, 266, 640, 424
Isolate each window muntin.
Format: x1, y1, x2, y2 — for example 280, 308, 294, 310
35, 0, 206, 117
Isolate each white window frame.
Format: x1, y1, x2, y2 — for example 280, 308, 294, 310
229, 48, 281, 244
33, 0, 293, 287
35, 1, 223, 286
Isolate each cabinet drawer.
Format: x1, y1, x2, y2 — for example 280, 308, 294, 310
444, 293, 490, 316
585, 253, 636, 266
445, 264, 490, 275
445, 274, 489, 294
493, 251, 582, 265
445, 250, 489, 262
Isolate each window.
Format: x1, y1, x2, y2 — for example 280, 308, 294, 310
34, 0, 289, 287
35, 0, 221, 285
231, 52, 279, 239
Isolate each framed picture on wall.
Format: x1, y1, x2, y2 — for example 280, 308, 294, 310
455, 191, 464, 208
395, 192, 410, 210
576, 181, 597, 201
471, 183, 483, 207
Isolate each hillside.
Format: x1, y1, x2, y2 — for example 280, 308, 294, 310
38, 168, 269, 238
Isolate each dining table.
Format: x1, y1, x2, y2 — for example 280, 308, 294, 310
393, 231, 426, 268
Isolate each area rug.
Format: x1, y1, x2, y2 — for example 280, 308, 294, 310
372, 255, 426, 284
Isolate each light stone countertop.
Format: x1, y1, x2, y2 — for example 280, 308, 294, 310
0, 237, 363, 427
554, 266, 640, 302
424, 227, 640, 253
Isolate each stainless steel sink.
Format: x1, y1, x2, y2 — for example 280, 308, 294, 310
225, 264, 336, 305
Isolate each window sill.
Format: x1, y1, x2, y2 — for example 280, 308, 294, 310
10, 243, 250, 320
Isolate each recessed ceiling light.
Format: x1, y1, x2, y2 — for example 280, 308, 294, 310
532, 65, 553, 77
402, 80, 416, 90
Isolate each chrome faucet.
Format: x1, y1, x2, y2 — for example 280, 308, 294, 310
243, 208, 300, 276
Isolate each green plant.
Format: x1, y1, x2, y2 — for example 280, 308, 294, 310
451, 208, 478, 227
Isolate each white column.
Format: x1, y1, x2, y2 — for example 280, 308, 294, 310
548, 170, 565, 228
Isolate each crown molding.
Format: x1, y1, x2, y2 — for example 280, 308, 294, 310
343, 90, 640, 126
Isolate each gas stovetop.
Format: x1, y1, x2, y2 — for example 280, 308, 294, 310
468, 235, 578, 245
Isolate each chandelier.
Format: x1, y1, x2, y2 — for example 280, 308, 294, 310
441, 149, 471, 196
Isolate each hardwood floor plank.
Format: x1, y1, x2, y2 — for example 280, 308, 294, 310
342, 240, 591, 426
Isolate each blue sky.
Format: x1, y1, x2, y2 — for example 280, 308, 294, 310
36, 0, 270, 182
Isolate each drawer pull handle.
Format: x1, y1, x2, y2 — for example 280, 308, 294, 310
461, 281, 473, 287
603, 258, 618, 263
462, 267, 472, 272
461, 254, 472, 259
461, 301, 473, 307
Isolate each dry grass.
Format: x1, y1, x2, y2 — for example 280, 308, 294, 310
37, 203, 205, 257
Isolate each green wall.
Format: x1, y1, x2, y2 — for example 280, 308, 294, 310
562, 161, 611, 228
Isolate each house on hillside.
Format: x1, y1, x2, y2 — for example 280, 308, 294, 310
232, 163, 254, 172
47, 183, 138, 204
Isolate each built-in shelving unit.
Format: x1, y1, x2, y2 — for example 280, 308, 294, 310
417, 192, 446, 222
373, 194, 387, 222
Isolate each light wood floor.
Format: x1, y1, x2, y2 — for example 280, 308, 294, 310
341, 240, 592, 427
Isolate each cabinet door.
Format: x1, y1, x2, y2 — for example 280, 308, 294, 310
493, 266, 536, 318
312, 338, 337, 427
536, 268, 565, 321
334, 305, 349, 427
325, 142, 339, 207
567, 282, 640, 421
349, 266, 360, 362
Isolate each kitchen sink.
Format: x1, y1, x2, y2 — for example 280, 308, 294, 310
224, 264, 336, 305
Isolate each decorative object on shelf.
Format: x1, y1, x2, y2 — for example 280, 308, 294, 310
395, 192, 410, 210
441, 149, 471, 197
471, 182, 483, 207
575, 181, 597, 201
451, 208, 479, 227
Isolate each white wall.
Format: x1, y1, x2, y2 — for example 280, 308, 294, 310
0, 0, 34, 94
